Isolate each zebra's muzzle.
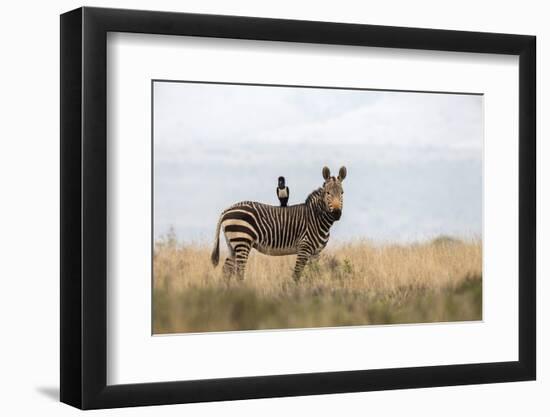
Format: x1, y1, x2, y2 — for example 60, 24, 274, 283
332, 208, 342, 220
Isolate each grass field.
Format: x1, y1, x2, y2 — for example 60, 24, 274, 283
153, 235, 482, 334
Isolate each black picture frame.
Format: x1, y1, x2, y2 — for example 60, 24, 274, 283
60, 6, 536, 410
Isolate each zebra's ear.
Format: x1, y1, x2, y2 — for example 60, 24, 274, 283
338, 166, 347, 181
322, 166, 331, 180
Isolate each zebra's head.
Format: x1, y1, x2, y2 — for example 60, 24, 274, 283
321, 166, 347, 221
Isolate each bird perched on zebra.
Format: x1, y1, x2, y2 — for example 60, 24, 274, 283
276, 176, 290, 207
211, 166, 347, 282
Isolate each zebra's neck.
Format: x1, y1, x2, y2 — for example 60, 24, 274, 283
305, 188, 337, 227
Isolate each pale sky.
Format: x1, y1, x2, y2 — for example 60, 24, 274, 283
153, 81, 483, 244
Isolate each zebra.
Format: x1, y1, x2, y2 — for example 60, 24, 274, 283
211, 166, 347, 282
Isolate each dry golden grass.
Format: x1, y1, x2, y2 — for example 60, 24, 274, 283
153, 237, 482, 334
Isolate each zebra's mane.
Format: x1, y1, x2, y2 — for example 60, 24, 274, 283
305, 187, 324, 207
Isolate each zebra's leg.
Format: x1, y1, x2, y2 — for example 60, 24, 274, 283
222, 256, 236, 279
234, 243, 252, 281
221, 232, 237, 279
293, 245, 313, 282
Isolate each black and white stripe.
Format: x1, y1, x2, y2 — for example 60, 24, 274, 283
211, 166, 347, 281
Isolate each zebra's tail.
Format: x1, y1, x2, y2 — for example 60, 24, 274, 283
211, 215, 222, 267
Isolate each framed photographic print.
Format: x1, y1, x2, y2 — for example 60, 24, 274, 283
60, 6, 536, 409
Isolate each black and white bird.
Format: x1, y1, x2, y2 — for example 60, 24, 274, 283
276, 176, 290, 207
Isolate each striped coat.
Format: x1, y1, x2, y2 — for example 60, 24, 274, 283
211, 166, 346, 281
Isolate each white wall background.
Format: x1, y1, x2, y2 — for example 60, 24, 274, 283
0, 0, 545, 415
